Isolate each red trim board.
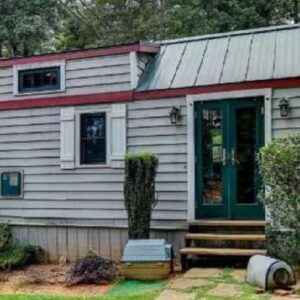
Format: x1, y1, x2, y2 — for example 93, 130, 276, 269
0, 43, 159, 69
0, 91, 133, 110
134, 77, 300, 100
0, 77, 299, 111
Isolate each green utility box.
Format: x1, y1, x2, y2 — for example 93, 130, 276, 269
1, 172, 22, 197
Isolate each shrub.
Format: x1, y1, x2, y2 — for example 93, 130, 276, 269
259, 134, 300, 265
124, 152, 159, 239
266, 227, 299, 265
65, 253, 117, 286
0, 224, 45, 270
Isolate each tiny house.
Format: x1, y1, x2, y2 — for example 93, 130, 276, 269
0, 24, 299, 262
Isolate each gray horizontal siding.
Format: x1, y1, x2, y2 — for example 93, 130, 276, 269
0, 102, 188, 229
0, 54, 131, 101
272, 88, 300, 137
0, 106, 124, 224
127, 97, 188, 225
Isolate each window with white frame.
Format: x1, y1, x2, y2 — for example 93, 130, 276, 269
80, 112, 107, 165
13, 61, 65, 95
60, 104, 126, 169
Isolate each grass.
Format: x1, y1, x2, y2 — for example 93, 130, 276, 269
0, 291, 159, 300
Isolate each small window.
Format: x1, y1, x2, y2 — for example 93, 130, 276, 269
1, 172, 22, 198
80, 113, 106, 165
18, 66, 60, 93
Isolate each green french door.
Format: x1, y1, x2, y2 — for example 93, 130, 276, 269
195, 97, 265, 220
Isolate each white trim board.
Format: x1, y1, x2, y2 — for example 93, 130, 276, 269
186, 88, 272, 221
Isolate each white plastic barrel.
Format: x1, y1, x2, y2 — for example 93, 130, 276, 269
246, 255, 296, 290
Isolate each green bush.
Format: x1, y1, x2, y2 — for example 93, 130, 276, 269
0, 224, 45, 270
266, 227, 299, 265
259, 134, 300, 228
259, 134, 300, 265
124, 152, 159, 239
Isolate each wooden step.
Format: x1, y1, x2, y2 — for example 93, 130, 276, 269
180, 247, 267, 256
186, 233, 266, 241
188, 220, 266, 227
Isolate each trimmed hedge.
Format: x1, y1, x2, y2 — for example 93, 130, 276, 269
124, 152, 159, 239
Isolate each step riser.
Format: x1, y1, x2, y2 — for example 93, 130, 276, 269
189, 226, 265, 235
187, 240, 265, 250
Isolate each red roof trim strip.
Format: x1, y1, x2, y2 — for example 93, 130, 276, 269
134, 77, 300, 100
0, 44, 158, 68
0, 91, 133, 110
0, 77, 299, 111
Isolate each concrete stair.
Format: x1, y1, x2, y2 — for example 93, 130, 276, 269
180, 220, 266, 270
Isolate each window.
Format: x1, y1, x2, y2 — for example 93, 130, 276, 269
18, 66, 60, 93
1, 171, 23, 198
80, 113, 106, 165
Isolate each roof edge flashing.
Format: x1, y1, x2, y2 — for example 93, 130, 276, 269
159, 23, 299, 45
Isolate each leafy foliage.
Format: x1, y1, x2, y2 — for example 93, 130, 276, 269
0, 0, 62, 57
259, 134, 300, 265
259, 134, 300, 229
124, 152, 159, 239
0, 224, 45, 270
1, 0, 300, 56
56, 0, 299, 50
65, 252, 117, 286
266, 227, 299, 265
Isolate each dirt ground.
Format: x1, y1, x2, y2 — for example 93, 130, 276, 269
0, 264, 111, 296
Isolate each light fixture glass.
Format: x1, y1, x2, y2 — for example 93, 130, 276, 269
279, 98, 289, 117
169, 106, 180, 124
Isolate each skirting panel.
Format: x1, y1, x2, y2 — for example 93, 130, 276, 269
9, 225, 186, 263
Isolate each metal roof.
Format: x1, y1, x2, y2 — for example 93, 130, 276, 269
137, 24, 300, 91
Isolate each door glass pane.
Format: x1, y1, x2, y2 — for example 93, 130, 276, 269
235, 107, 257, 203
202, 109, 223, 205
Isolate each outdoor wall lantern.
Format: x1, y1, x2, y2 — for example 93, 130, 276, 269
169, 106, 181, 124
279, 98, 290, 117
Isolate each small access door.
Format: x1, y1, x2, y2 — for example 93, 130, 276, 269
195, 97, 265, 220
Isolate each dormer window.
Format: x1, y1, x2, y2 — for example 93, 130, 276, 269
13, 61, 65, 95
19, 67, 60, 93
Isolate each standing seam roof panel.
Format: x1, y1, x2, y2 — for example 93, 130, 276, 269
171, 40, 207, 88
273, 27, 300, 78
220, 34, 252, 83
246, 31, 276, 81
147, 43, 186, 90
136, 25, 300, 91
195, 37, 229, 86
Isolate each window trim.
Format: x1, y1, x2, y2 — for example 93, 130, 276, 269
75, 108, 111, 168
13, 61, 66, 96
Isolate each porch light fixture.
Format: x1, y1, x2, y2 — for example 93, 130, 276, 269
169, 106, 181, 125
279, 98, 290, 117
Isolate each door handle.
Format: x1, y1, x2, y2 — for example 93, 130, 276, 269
231, 148, 239, 165
222, 148, 227, 166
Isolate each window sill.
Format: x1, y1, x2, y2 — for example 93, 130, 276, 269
13, 88, 66, 97
75, 163, 111, 169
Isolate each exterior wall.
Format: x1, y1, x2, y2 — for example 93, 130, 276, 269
272, 87, 300, 137
1, 87, 299, 262
0, 98, 188, 261
0, 98, 188, 230
0, 54, 131, 102
127, 97, 188, 229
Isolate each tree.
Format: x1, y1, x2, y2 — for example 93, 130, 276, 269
0, 0, 62, 57
56, 0, 298, 51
